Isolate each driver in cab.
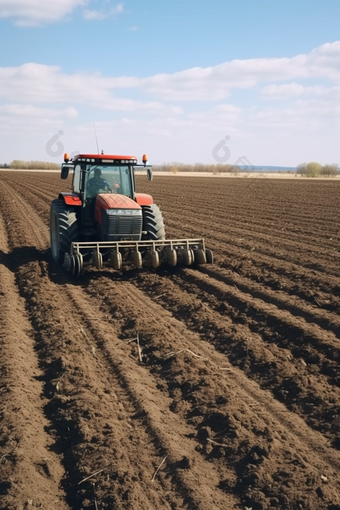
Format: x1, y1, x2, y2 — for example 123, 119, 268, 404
86, 168, 112, 197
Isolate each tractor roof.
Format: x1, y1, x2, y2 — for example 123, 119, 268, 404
73, 153, 137, 163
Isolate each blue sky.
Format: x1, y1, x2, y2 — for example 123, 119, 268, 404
0, 0, 339, 167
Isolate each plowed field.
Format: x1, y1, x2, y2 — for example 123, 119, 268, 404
0, 171, 340, 510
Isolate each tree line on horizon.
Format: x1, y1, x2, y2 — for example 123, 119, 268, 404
296, 162, 339, 178
154, 161, 339, 177
2, 160, 60, 170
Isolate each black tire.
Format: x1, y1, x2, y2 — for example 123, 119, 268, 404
142, 204, 166, 240
50, 199, 79, 263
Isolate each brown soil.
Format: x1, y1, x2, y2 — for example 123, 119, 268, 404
0, 171, 340, 510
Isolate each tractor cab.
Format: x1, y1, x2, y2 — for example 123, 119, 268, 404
62, 153, 147, 198
58, 153, 154, 239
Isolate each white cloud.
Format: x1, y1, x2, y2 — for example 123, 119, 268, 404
248, 92, 340, 132
184, 104, 242, 133
0, 63, 163, 112
83, 2, 123, 21
83, 9, 106, 20
261, 83, 327, 99
0, 41, 339, 165
0, 104, 78, 118
0, 0, 124, 25
138, 41, 340, 101
0, 0, 88, 26
2, 41, 339, 107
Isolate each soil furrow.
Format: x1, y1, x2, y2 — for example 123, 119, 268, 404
165, 215, 340, 277
199, 265, 340, 335
0, 190, 69, 510
132, 268, 340, 442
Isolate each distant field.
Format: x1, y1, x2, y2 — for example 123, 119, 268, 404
2, 168, 339, 180
151, 171, 340, 179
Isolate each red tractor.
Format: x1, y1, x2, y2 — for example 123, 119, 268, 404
50, 152, 213, 276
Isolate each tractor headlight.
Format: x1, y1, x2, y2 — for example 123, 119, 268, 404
106, 209, 142, 216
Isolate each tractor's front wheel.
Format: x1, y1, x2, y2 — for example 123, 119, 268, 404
50, 199, 79, 263
142, 204, 166, 240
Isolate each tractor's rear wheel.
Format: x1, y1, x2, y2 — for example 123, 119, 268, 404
142, 204, 166, 240
50, 199, 79, 263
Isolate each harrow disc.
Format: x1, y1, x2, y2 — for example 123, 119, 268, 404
93, 251, 103, 270
183, 248, 194, 266
110, 250, 122, 270
194, 248, 207, 265
205, 249, 214, 264
168, 248, 177, 267
73, 253, 83, 278
132, 250, 143, 269
150, 250, 160, 268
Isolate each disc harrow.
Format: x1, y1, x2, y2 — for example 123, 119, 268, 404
63, 238, 213, 277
